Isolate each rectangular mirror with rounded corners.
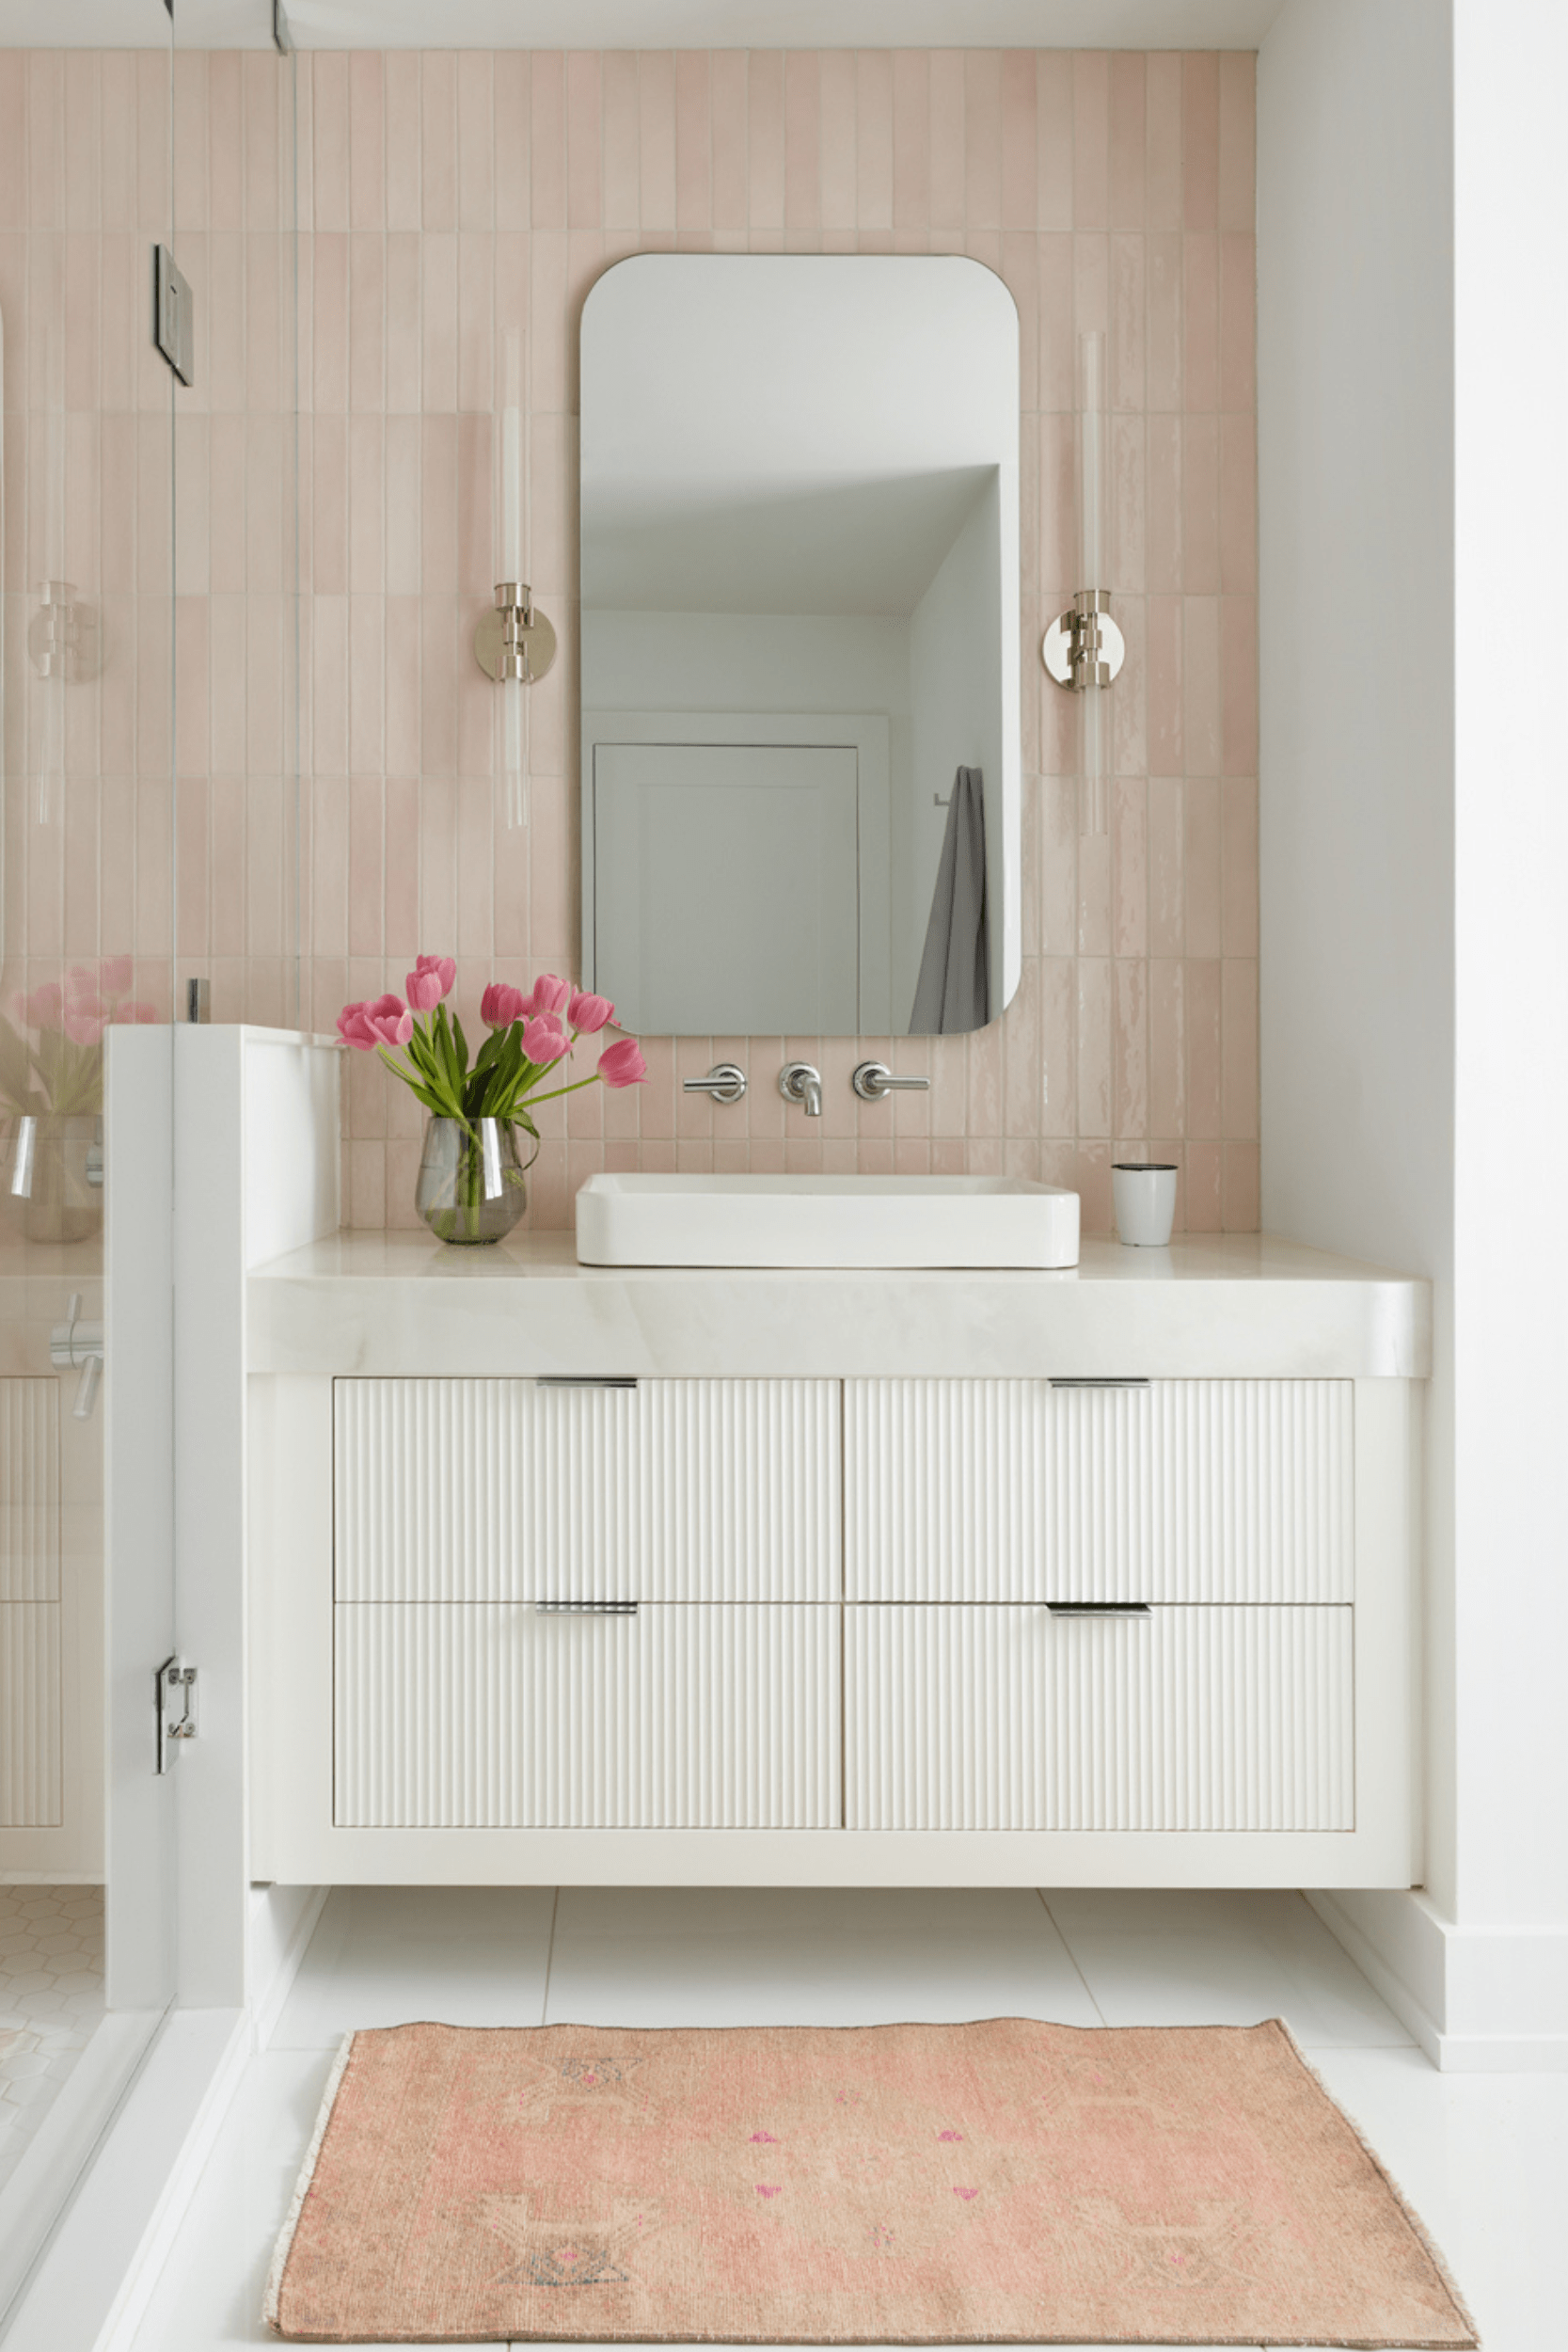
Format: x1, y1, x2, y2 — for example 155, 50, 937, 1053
579, 255, 1020, 1038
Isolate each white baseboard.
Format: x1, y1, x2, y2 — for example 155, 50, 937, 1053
249, 1883, 328, 2052
1309, 1888, 1568, 2071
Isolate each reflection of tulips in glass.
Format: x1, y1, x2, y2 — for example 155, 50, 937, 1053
0, 960, 157, 1243
337, 960, 648, 1245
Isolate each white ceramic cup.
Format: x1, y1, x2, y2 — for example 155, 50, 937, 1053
1112, 1162, 1178, 1247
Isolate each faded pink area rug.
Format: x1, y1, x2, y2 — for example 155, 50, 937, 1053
265, 2017, 1477, 2346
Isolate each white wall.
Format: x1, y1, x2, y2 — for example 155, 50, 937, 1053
1261, 0, 1568, 2067
907, 475, 1005, 1025
1447, 0, 1568, 1997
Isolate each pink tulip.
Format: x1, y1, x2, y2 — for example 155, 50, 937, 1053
410, 953, 456, 997
524, 973, 571, 1018
98, 954, 135, 995
338, 993, 412, 1051
405, 967, 446, 1012
66, 991, 107, 1022
63, 1011, 105, 1046
481, 981, 527, 1028
568, 989, 616, 1034
66, 964, 101, 1004
111, 1001, 158, 1025
21, 983, 64, 1028
521, 1016, 571, 1064
597, 1038, 648, 1089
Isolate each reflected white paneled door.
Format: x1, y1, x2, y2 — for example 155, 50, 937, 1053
846, 1605, 1354, 1832
592, 741, 863, 1035
334, 1377, 840, 1602
845, 1379, 1354, 1602
335, 1603, 841, 1829
0, 1379, 62, 1827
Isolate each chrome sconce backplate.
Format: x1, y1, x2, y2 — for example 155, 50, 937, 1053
1042, 590, 1126, 691
475, 582, 557, 684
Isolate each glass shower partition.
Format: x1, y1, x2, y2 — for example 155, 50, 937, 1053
0, 20, 299, 2321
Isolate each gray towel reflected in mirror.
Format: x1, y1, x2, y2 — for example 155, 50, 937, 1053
909, 766, 990, 1035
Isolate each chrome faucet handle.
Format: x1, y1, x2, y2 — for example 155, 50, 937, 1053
682, 1063, 748, 1104
852, 1060, 930, 1102
779, 1061, 823, 1118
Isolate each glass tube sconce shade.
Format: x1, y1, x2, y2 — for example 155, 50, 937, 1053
474, 326, 556, 829
1040, 329, 1126, 839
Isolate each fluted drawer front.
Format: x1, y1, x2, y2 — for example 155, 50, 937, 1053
845, 1379, 1353, 1602
0, 1378, 60, 1603
0, 1603, 62, 1827
846, 1605, 1353, 1831
335, 1603, 841, 1828
335, 1378, 838, 1601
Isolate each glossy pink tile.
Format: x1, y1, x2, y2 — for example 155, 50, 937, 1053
1221, 595, 1258, 776
1217, 55, 1256, 235
928, 51, 965, 230
784, 53, 820, 231
1108, 53, 1145, 231
1181, 54, 1219, 233
1035, 53, 1072, 231
1070, 51, 1109, 231
1216, 415, 1256, 596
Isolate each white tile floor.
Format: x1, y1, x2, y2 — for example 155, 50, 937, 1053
129, 1886, 1566, 2352
0, 1884, 104, 2199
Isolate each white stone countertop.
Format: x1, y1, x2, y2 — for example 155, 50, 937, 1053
246, 1229, 1431, 1381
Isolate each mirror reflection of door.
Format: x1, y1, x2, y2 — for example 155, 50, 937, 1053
594, 742, 862, 1034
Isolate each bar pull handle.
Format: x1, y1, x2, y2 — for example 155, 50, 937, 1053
534, 1376, 638, 1389
535, 1599, 639, 1616
1046, 1601, 1152, 1618
1049, 1377, 1150, 1390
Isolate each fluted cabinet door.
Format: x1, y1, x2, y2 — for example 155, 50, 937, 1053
846, 1605, 1354, 1831
844, 1379, 1354, 1602
0, 1380, 61, 1828
0, 1605, 62, 1827
335, 1377, 839, 1601
335, 1603, 842, 1829
0, 1379, 59, 1603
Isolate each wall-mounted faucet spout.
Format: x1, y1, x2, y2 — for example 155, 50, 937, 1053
779, 1061, 822, 1118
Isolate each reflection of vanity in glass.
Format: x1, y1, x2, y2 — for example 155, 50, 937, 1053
579, 256, 1021, 1039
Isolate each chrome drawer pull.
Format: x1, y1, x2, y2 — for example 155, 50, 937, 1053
1047, 1601, 1152, 1617
1049, 1377, 1149, 1390
534, 1376, 638, 1389
536, 1599, 639, 1615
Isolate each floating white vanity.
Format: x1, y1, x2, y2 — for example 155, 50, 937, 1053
246, 1230, 1427, 1892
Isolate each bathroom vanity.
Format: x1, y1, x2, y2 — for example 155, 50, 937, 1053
246, 1230, 1426, 1891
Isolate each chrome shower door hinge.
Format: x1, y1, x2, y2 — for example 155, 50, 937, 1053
153, 246, 195, 387
155, 1656, 199, 1773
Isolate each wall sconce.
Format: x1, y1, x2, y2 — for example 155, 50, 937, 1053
1041, 330, 1125, 838
473, 327, 555, 828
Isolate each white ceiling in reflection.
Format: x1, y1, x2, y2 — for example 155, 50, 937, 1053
584, 470, 994, 617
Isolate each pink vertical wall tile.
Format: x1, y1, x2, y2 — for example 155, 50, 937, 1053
384, 54, 421, 230
1070, 52, 1108, 230
458, 54, 496, 230
1132, 52, 1184, 227
1181, 53, 1219, 231
674, 52, 711, 232
21, 40, 1253, 1233
1217, 54, 1256, 233
784, 53, 820, 232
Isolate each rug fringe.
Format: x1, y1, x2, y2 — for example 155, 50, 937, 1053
262, 2029, 357, 2338
1270, 2016, 1482, 2350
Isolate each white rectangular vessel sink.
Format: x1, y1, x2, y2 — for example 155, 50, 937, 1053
576, 1173, 1080, 1269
